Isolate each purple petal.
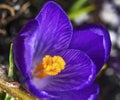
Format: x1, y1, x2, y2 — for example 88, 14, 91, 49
13, 19, 39, 77
34, 1, 73, 60
13, 19, 56, 98
69, 24, 111, 73
25, 79, 57, 98
50, 84, 99, 100
32, 49, 96, 93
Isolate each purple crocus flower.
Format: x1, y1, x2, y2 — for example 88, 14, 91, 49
13, 1, 111, 100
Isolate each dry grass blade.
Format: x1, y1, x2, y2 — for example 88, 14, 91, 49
0, 4, 15, 16
0, 2, 31, 26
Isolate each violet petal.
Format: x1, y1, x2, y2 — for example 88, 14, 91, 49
13, 19, 39, 77
40, 49, 96, 92
50, 84, 99, 100
69, 24, 111, 73
34, 1, 73, 60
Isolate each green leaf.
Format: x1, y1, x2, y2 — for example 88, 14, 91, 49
8, 43, 14, 78
4, 43, 14, 100
69, 0, 89, 12
4, 94, 15, 100
68, 5, 95, 20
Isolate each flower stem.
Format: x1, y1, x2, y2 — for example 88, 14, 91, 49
0, 77, 37, 100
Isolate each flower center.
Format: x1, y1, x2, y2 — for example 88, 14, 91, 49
33, 55, 66, 78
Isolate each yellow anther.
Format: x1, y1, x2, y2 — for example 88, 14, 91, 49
34, 55, 66, 78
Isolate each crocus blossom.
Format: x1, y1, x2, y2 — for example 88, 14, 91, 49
13, 1, 111, 100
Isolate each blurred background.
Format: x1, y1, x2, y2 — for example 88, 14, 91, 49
0, 0, 120, 100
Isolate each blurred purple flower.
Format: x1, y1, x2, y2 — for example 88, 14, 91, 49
13, 1, 111, 100
109, 57, 120, 75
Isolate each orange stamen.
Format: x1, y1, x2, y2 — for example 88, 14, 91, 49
33, 55, 66, 78
33, 63, 43, 74
34, 71, 47, 78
